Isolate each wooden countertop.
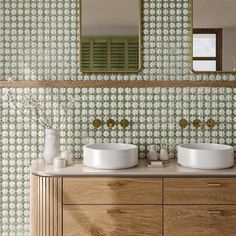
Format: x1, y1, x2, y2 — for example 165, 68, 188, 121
31, 159, 236, 177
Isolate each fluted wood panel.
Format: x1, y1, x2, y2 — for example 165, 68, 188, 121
30, 174, 63, 236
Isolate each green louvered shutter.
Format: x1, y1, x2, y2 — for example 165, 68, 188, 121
81, 37, 139, 72
128, 39, 139, 71
81, 39, 91, 70
110, 39, 126, 71
92, 39, 108, 71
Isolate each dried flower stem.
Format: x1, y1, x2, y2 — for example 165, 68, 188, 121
5, 89, 75, 130
11, 102, 47, 129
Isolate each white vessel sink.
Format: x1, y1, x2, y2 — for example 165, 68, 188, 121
178, 143, 234, 169
83, 143, 138, 170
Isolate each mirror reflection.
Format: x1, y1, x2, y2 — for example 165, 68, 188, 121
192, 0, 236, 72
80, 0, 141, 73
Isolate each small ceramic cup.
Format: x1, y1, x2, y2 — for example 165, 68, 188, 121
53, 157, 66, 168
61, 151, 74, 166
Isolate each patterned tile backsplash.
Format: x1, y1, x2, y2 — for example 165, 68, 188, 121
1, 0, 236, 235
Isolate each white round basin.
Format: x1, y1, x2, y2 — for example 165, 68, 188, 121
178, 143, 234, 169
83, 143, 138, 169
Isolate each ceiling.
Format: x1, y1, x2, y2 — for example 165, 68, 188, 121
193, 0, 236, 28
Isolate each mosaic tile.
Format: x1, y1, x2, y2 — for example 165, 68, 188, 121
1, 0, 236, 235
1, 86, 236, 234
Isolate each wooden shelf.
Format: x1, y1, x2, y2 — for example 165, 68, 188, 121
1, 80, 236, 88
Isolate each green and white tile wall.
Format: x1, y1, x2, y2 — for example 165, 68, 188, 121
1, 0, 236, 235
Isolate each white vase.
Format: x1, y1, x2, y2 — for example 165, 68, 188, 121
42, 129, 60, 164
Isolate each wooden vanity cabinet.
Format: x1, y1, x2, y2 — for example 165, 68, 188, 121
30, 175, 236, 236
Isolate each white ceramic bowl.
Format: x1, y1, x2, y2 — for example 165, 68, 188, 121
178, 143, 234, 169
83, 143, 138, 169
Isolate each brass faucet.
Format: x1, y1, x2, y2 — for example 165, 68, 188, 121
92, 118, 130, 129
92, 118, 103, 129
193, 118, 216, 129
120, 118, 129, 128
179, 118, 216, 129
193, 119, 204, 129
106, 119, 116, 129
206, 117, 216, 129
179, 118, 189, 129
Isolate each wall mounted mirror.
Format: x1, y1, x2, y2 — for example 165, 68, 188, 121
192, 0, 236, 73
80, 0, 141, 73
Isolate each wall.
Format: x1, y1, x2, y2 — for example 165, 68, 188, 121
223, 27, 236, 71
0, 0, 236, 235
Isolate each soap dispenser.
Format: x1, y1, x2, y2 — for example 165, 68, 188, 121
147, 145, 159, 161
159, 139, 169, 161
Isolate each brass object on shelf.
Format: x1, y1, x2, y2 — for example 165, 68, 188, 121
120, 119, 130, 128
179, 118, 189, 129
206, 118, 216, 129
193, 119, 204, 129
106, 119, 116, 129
92, 118, 103, 129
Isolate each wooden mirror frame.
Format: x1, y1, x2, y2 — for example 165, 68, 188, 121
191, 0, 236, 74
79, 0, 142, 73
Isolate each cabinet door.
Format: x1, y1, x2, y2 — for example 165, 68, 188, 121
164, 205, 236, 236
63, 205, 162, 236
63, 178, 162, 204
164, 178, 236, 204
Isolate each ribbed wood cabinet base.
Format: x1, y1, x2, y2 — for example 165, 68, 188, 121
30, 175, 236, 236
30, 174, 63, 236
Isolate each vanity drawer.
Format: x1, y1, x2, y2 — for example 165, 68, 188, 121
64, 205, 162, 236
164, 205, 236, 236
63, 178, 162, 204
164, 178, 236, 204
